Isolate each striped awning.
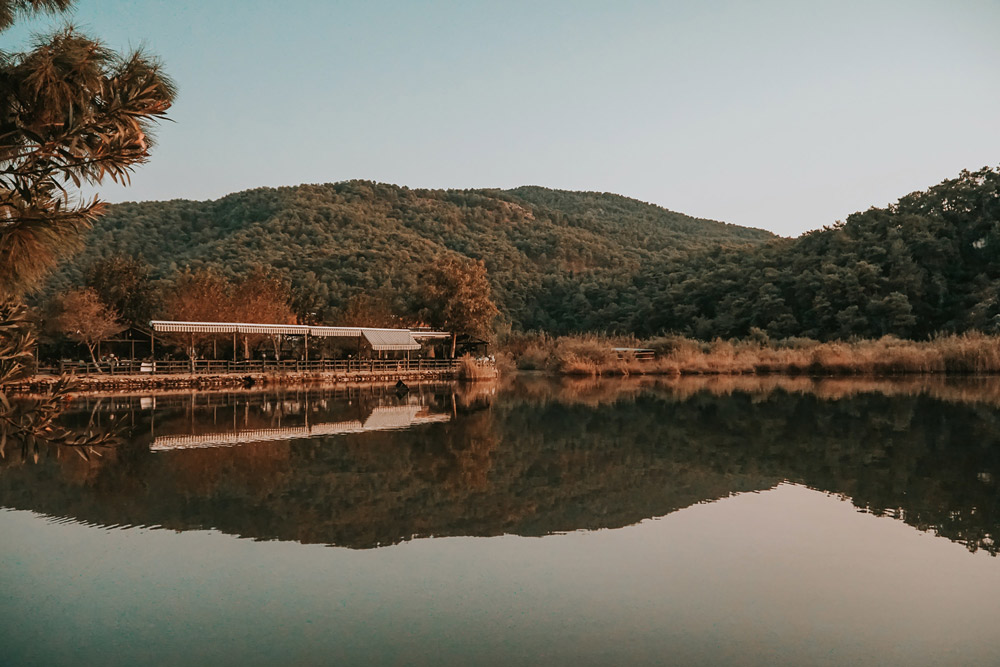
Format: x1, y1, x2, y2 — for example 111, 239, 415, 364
363, 329, 420, 351
151, 409, 451, 451
149, 320, 447, 342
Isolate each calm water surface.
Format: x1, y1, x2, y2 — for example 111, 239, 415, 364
2, 376, 999, 666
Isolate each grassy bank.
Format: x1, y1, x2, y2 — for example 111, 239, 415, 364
456, 355, 500, 381
502, 333, 1000, 376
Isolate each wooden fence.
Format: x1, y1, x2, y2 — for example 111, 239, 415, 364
37, 358, 465, 377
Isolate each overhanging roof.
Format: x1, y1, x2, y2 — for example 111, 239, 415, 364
151, 406, 450, 451
149, 320, 448, 342
363, 329, 420, 351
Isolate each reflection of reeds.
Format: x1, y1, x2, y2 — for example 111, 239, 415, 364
506, 333, 1000, 377
508, 373, 1000, 410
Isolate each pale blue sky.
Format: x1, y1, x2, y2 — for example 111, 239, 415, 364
5, 0, 999, 236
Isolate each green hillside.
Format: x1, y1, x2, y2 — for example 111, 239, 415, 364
46, 182, 773, 332
46, 167, 999, 341
631, 166, 1000, 339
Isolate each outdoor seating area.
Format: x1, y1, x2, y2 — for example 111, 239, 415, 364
32, 320, 478, 379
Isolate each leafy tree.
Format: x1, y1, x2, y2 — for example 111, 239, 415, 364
336, 292, 407, 328
289, 271, 329, 324
84, 252, 159, 326
52, 287, 124, 365
163, 266, 298, 360
232, 267, 296, 359
163, 268, 231, 359
415, 255, 499, 357
867, 291, 917, 337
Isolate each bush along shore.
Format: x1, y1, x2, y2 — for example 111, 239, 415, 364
503, 332, 1000, 377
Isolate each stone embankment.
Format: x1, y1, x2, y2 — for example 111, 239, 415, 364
8, 368, 459, 394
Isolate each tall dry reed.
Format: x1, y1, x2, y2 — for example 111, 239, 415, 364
502, 333, 1000, 377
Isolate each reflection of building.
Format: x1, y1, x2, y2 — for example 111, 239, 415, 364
151, 405, 451, 451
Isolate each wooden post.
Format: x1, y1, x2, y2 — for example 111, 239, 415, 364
233, 331, 237, 363
151, 330, 155, 357
304, 332, 309, 363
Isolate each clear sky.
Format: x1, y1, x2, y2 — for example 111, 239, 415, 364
5, 0, 999, 236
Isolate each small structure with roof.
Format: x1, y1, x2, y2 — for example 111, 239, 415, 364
148, 320, 451, 360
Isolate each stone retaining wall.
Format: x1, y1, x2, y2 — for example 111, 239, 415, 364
7, 368, 457, 394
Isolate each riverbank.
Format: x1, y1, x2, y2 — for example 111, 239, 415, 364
7, 367, 463, 394
505, 332, 1000, 376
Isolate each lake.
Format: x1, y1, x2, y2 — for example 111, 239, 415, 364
2, 375, 999, 666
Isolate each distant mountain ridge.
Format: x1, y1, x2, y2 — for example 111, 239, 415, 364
47, 181, 774, 332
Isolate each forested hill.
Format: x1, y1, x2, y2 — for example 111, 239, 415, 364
502, 185, 769, 246
47, 181, 773, 332
629, 166, 1000, 340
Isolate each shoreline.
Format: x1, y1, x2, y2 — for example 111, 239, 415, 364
8, 367, 461, 395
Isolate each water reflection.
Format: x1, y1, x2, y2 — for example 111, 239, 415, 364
149, 390, 452, 451
1, 377, 998, 553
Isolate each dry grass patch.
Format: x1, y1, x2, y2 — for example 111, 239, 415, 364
503, 332, 1000, 377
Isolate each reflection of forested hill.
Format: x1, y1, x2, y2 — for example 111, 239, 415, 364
1, 383, 998, 553
43, 182, 771, 333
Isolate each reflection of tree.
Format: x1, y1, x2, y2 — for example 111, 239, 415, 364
417, 410, 498, 493
0, 382, 998, 554
164, 442, 291, 497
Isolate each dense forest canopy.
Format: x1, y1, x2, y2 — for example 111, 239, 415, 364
41, 166, 1000, 340
42, 182, 772, 333
633, 166, 1000, 339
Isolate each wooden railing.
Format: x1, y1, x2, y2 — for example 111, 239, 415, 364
35, 358, 464, 377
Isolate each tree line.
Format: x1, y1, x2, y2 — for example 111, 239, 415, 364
626, 167, 1000, 340
41, 180, 773, 336
41, 252, 499, 362
42, 166, 1000, 345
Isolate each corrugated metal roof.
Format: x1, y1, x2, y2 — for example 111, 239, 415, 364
149, 320, 448, 341
151, 320, 310, 335
362, 329, 420, 351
